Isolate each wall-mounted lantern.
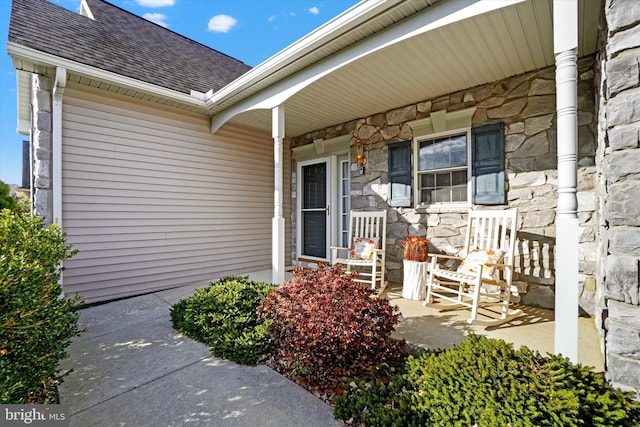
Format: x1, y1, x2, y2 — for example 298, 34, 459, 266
354, 138, 367, 174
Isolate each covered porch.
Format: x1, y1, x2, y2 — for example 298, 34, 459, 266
208, 0, 603, 369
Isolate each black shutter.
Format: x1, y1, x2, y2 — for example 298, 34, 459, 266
472, 122, 505, 205
388, 140, 411, 207
22, 140, 31, 190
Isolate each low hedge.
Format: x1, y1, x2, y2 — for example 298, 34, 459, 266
170, 276, 276, 365
0, 204, 82, 403
334, 334, 640, 427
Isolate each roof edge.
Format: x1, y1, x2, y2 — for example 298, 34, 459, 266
204, 0, 403, 108
7, 41, 207, 108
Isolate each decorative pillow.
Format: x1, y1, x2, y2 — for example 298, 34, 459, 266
456, 248, 505, 280
351, 237, 380, 260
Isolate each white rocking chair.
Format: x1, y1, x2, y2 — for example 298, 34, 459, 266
331, 210, 387, 291
424, 208, 522, 326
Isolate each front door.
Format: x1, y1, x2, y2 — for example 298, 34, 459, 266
300, 159, 329, 259
298, 156, 350, 262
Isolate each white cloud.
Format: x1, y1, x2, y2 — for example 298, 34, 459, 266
267, 6, 319, 26
208, 14, 237, 33
136, 0, 175, 7
143, 13, 168, 27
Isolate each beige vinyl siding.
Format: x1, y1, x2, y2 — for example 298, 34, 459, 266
61, 83, 288, 303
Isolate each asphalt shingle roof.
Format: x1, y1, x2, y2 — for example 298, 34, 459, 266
8, 0, 252, 95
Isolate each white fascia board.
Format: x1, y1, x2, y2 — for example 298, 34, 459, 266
80, 0, 95, 20
209, 0, 524, 133
7, 42, 207, 108
205, 0, 398, 108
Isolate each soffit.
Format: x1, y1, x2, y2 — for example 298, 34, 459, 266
11, 51, 211, 131
16, 69, 31, 134
222, 0, 601, 138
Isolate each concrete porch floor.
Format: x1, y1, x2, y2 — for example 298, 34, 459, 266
244, 269, 604, 373
381, 283, 604, 372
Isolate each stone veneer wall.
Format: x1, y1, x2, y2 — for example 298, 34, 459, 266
598, 0, 640, 394
290, 56, 598, 313
31, 74, 53, 223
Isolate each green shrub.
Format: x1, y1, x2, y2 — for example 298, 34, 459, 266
0, 181, 17, 211
334, 359, 428, 427
170, 276, 276, 365
0, 205, 82, 403
257, 265, 405, 398
334, 334, 640, 426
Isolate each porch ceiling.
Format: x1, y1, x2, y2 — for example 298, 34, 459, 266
224, 0, 601, 139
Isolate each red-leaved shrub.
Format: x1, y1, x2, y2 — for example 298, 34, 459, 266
257, 265, 404, 399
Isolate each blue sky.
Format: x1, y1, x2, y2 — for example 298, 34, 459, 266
0, 0, 359, 185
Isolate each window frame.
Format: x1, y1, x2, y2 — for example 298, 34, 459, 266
413, 127, 472, 210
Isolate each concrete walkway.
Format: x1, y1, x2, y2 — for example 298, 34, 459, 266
58, 269, 604, 426
58, 283, 340, 427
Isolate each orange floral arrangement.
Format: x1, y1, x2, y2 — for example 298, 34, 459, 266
402, 236, 429, 262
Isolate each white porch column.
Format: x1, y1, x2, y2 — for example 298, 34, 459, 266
272, 105, 286, 284
553, 0, 579, 363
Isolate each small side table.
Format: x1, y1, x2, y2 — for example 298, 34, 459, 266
402, 260, 429, 300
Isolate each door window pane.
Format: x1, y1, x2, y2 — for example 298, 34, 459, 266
340, 161, 350, 247
302, 211, 326, 257
303, 163, 326, 209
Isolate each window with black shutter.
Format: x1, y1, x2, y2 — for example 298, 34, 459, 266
409, 121, 506, 207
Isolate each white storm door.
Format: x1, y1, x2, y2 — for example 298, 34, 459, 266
299, 158, 331, 260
